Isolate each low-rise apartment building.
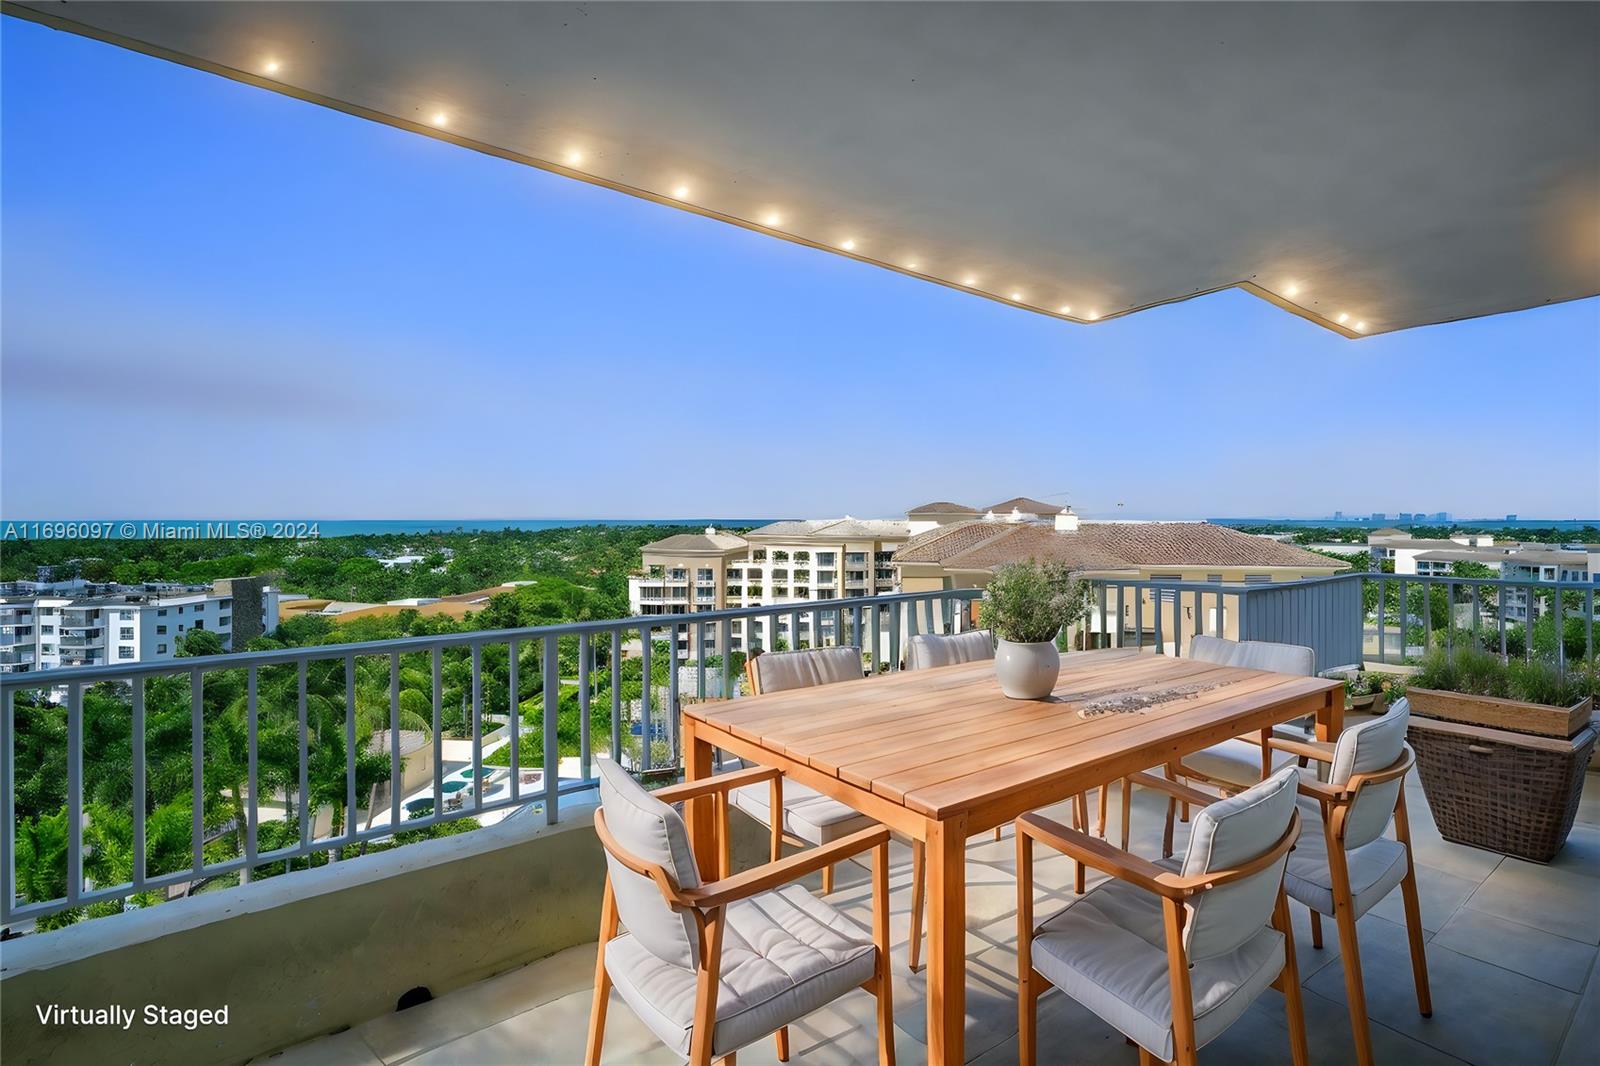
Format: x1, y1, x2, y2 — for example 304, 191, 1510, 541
629, 519, 910, 654
894, 498, 1350, 646
0, 577, 281, 674
1367, 530, 1593, 623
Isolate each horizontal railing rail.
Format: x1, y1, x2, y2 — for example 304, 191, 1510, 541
0, 588, 980, 927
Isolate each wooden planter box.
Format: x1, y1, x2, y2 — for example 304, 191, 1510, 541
1407, 690, 1596, 862
1407, 688, 1592, 739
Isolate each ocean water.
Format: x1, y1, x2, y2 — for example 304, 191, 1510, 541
305, 518, 777, 536
1211, 517, 1597, 530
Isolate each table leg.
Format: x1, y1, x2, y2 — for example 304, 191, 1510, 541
683, 716, 718, 874
1314, 688, 1345, 744
925, 815, 967, 1065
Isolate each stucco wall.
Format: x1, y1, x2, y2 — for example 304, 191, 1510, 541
1, 800, 771, 1065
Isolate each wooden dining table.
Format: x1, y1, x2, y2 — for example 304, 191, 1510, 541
681, 646, 1344, 1065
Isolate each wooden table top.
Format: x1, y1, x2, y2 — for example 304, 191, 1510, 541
686, 648, 1341, 821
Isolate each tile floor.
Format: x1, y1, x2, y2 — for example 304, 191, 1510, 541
261, 772, 1600, 1065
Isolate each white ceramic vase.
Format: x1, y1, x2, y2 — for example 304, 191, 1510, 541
994, 637, 1061, 700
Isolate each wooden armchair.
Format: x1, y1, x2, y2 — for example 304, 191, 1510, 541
1016, 767, 1308, 1066
734, 647, 874, 895
1265, 700, 1429, 1066
586, 758, 895, 1066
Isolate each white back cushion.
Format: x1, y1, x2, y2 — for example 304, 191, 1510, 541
1189, 635, 1314, 676
1181, 765, 1299, 960
597, 758, 703, 969
1329, 700, 1411, 848
752, 646, 863, 693
1234, 641, 1315, 676
1188, 634, 1238, 665
908, 630, 996, 670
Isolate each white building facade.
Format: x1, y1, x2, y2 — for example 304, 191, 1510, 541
0, 579, 282, 675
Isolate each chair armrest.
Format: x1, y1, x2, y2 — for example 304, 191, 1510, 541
1127, 770, 1226, 810
682, 825, 891, 908
1017, 812, 1186, 898
1267, 737, 1336, 764
1294, 776, 1346, 802
653, 765, 781, 803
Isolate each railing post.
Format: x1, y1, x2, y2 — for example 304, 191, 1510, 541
67, 682, 83, 907
133, 676, 148, 890
431, 649, 443, 821
248, 665, 261, 882
640, 625, 653, 773
509, 639, 521, 802
611, 628, 623, 763
2, 687, 14, 923
543, 635, 559, 825
579, 633, 593, 780
470, 645, 483, 811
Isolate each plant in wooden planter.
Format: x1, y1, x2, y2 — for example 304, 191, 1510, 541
1405, 647, 1597, 862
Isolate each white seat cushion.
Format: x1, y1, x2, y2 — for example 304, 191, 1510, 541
605, 884, 876, 1057
1283, 792, 1407, 919
730, 779, 876, 846
1030, 875, 1285, 1061
1182, 738, 1297, 788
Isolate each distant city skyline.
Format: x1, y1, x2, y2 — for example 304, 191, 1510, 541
3, 19, 1598, 522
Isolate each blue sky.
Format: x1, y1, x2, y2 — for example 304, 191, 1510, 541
3, 18, 1596, 522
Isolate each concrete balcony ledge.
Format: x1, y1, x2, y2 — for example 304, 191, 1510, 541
0, 797, 621, 1065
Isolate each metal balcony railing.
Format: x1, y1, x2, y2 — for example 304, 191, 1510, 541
0, 588, 981, 926
1077, 571, 1596, 675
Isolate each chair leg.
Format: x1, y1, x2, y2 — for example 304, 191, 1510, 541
871, 839, 897, 1066
689, 909, 728, 1066
773, 1026, 789, 1061
1120, 776, 1133, 851
1072, 793, 1089, 892
1327, 847, 1375, 1066
1309, 908, 1324, 949
714, 1056, 736, 1066
1137, 1050, 1161, 1066
1394, 791, 1434, 1017
1097, 784, 1109, 836
584, 879, 619, 1066
1018, 975, 1040, 1066
993, 826, 1003, 842
909, 839, 926, 972
1016, 826, 1038, 1066
1274, 890, 1311, 1066
822, 863, 835, 895
1161, 762, 1181, 859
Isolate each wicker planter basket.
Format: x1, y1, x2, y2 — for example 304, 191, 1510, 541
1408, 691, 1596, 863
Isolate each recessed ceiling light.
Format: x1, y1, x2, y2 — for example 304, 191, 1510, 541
1284, 282, 1301, 297
564, 149, 584, 165
905, 261, 919, 271
263, 59, 281, 75
1058, 305, 1073, 314
962, 276, 977, 287
762, 211, 782, 227
1010, 291, 1023, 301
841, 238, 857, 251
1354, 321, 1367, 332
672, 185, 692, 200
431, 112, 449, 127
1337, 312, 1349, 324
1087, 311, 1100, 321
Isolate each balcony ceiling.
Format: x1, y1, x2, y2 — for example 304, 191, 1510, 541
9, 1, 1598, 337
